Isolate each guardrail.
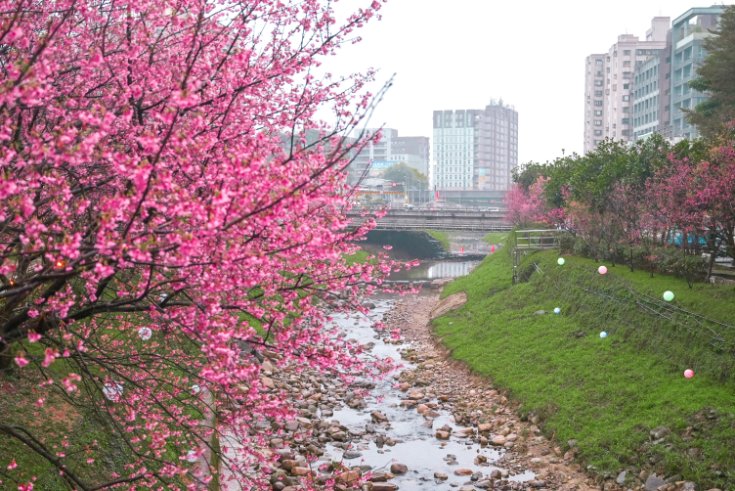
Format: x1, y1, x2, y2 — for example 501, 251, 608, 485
512, 229, 560, 284
347, 209, 511, 232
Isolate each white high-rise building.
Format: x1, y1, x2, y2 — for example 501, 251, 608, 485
584, 17, 669, 153
432, 101, 518, 192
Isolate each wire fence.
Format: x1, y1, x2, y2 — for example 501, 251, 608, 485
532, 263, 735, 382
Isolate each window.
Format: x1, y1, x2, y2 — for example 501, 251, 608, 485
594, 110, 603, 116
594, 100, 603, 107
623, 83, 629, 90
623, 60, 631, 67
594, 120, 602, 126
595, 90, 603, 97
594, 130, 603, 136
622, 95, 630, 102
623, 49, 631, 56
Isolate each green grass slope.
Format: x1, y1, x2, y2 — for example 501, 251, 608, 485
436, 240, 735, 487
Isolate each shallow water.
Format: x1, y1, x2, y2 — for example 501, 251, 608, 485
322, 301, 535, 489
390, 259, 480, 280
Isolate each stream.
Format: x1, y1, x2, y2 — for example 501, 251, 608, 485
317, 258, 536, 489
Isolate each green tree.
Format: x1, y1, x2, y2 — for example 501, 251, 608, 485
688, 5, 735, 138
383, 162, 429, 191
512, 161, 548, 191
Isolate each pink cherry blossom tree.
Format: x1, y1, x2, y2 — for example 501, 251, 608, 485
504, 177, 549, 228
0, 0, 399, 489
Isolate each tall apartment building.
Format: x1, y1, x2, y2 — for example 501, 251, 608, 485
670, 6, 725, 139
587, 6, 729, 150
349, 129, 430, 182
632, 31, 672, 140
432, 101, 518, 192
583, 17, 669, 153
583, 54, 607, 152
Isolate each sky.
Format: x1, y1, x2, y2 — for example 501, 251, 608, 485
332, 0, 727, 165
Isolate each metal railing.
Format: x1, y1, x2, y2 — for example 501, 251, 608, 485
512, 229, 560, 284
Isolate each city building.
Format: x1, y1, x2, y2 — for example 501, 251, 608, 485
631, 27, 673, 140
390, 136, 430, 175
670, 6, 725, 139
431, 101, 518, 192
583, 53, 607, 152
586, 6, 729, 150
583, 17, 669, 153
349, 129, 430, 182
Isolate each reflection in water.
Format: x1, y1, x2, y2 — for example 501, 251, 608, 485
425, 260, 477, 279
391, 260, 480, 281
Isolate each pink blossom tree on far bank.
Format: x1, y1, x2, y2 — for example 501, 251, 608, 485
505, 176, 549, 228
0, 0, 402, 488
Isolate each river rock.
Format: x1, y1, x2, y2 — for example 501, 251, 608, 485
400, 399, 418, 408
434, 471, 449, 481
490, 434, 506, 446
371, 410, 389, 423
458, 427, 474, 437
650, 426, 671, 440
645, 473, 667, 491
342, 450, 362, 460
390, 463, 408, 474
335, 470, 360, 484
478, 422, 493, 433
369, 471, 390, 482
454, 468, 473, 476
435, 429, 450, 440
371, 484, 398, 491
330, 430, 348, 442
407, 389, 424, 400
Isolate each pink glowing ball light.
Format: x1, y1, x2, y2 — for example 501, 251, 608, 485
684, 369, 695, 379
598, 265, 608, 275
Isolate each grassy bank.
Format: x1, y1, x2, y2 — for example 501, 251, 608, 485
436, 237, 735, 487
424, 229, 450, 252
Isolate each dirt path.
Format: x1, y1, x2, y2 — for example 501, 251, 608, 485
387, 291, 603, 491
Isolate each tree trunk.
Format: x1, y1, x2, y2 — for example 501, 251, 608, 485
0, 341, 13, 372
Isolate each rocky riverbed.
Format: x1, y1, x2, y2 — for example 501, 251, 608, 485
235, 291, 706, 491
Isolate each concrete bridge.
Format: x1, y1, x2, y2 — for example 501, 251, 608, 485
348, 209, 512, 232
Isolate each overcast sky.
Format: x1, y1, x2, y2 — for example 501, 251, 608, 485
334, 0, 727, 165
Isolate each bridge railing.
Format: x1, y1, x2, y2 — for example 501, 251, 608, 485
512, 229, 561, 284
